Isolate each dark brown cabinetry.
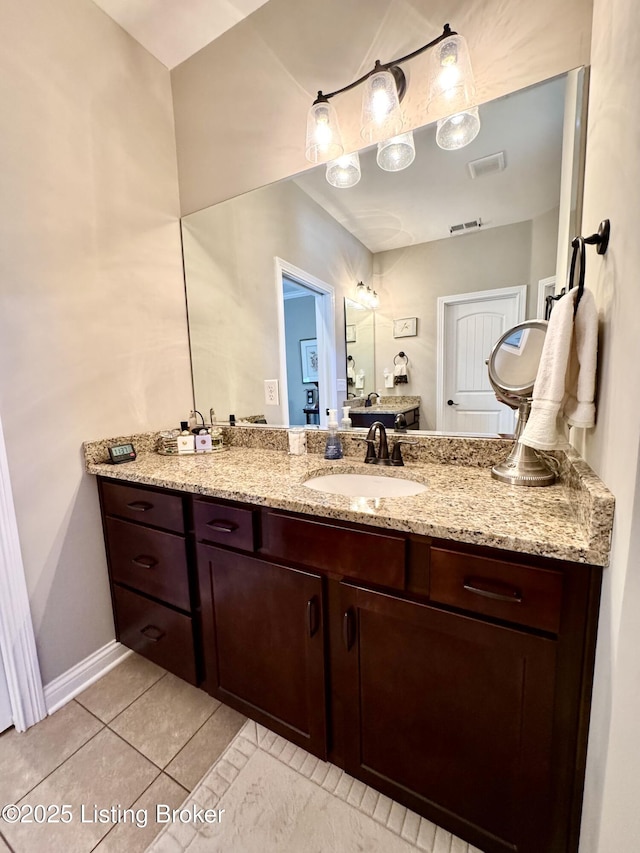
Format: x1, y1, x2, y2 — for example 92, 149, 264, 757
98, 477, 601, 853
98, 479, 199, 684
350, 406, 420, 430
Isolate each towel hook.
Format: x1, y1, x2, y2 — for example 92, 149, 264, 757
545, 219, 610, 320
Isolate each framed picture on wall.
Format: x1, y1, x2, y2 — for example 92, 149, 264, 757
346, 324, 356, 343
300, 338, 319, 383
393, 317, 418, 338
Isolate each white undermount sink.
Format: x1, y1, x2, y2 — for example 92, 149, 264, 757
303, 472, 427, 498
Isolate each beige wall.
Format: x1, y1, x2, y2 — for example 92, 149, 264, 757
373, 221, 534, 428
171, 0, 593, 215
182, 180, 372, 424
574, 0, 640, 849
0, 0, 192, 683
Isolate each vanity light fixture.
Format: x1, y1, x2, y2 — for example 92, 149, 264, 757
306, 23, 480, 184
326, 152, 361, 188
355, 281, 379, 309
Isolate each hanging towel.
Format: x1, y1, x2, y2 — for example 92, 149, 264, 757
520, 287, 598, 451
346, 363, 355, 381
355, 370, 365, 389
394, 362, 408, 385
384, 369, 394, 389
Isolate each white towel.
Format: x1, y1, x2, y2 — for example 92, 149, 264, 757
394, 362, 408, 385
355, 370, 365, 389
520, 288, 598, 451
346, 363, 355, 381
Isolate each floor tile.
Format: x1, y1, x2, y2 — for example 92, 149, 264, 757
93, 773, 188, 853
2, 728, 158, 853
109, 673, 219, 768
165, 704, 246, 791
75, 653, 165, 723
0, 834, 12, 852
0, 701, 103, 805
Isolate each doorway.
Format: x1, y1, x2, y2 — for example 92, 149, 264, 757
437, 286, 527, 433
275, 259, 337, 428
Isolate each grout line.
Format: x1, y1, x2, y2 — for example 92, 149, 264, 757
160, 702, 226, 786
0, 828, 17, 853
76, 668, 169, 725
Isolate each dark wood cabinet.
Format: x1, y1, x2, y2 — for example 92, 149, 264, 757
350, 406, 420, 430
97, 477, 601, 853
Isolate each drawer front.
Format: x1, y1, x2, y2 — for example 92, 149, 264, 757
102, 481, 184, 533
106, 517, 190, 611
265, 512, 406, 590
113, 585, 197, 684
430, 547, 563, 633
193, 499, 257, 551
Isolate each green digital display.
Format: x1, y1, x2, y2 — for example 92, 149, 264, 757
108, 443, 136, 463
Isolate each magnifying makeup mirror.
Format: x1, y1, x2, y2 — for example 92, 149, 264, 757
487, 320, 556, 486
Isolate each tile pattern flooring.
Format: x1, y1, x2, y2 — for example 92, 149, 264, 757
0, 654, 246, 852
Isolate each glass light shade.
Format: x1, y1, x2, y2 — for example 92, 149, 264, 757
326, 152, 361, 188
377, 132, 416, 171
305, 100, 344, 164
436, 107, 481, 150
426, 34, 476, 117
360, 70, 403, 144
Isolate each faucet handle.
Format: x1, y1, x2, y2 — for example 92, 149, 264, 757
390, 438, 418, 467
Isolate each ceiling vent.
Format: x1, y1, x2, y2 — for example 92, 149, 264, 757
467, 151, 506, 180
449, 218, 483, 236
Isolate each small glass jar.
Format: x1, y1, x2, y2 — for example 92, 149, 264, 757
288, 428, 307, 455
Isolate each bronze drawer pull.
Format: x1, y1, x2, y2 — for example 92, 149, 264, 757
140, 624, 165, 642
307, 596, 319, 638
126, 501, 154, 512
206, 520, 238, 533
131, 555, 158, 569
463, 577, 523, 604
343, 608, 355, 651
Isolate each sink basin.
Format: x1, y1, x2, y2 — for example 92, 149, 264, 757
304, 472, 427, 498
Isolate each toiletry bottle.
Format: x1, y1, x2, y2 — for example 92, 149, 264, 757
324, 410, 343, 460
188, 411, 198, 431
177, 423, 195, 453
340, 406, 352, 429
229, 414, 236, 426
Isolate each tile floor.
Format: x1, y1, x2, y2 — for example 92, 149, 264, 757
0, 654, 246, 853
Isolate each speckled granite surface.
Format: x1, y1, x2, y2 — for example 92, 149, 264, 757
84, 427, 614, 566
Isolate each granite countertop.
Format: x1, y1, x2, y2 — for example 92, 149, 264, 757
351, 405, 418, 415
84, 433, 614, 566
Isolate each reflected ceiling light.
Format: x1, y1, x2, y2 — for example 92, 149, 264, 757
377, 132, 416, 171
326, 152, 361, 188
306, 23, 479, 185
355, 281, 379, 309
436, 107, 481, 150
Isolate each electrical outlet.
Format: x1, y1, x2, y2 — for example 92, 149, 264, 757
264, 379, 279, 406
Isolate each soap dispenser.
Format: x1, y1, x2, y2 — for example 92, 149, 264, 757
324, 410, 343, 460
340, 406, 352, 429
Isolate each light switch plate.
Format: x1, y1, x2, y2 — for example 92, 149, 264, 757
264, 379, 279, 406
337, 379, 347, 392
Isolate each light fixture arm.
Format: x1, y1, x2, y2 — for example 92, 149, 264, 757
313, 23, 456, 105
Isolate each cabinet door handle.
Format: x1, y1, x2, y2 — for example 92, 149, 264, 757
307, 596, 319, 638
140, 624, 165, 642
126, 501, 153, 512
342, 608, 355, 651
463, 577, 523, 604
131, 555, 158, 569
206, 520, 238, 533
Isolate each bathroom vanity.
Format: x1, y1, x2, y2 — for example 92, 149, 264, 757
88, 432, 612, 853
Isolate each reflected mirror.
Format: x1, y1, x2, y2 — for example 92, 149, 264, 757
487, 320, 556, 486
182, 68, 587, 434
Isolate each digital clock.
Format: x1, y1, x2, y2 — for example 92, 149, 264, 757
108, 443, 137, 464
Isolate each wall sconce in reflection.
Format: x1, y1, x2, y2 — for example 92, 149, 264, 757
355, 281, 379, 309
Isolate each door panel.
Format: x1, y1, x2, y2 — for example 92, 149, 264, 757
0, 661, 12, 733
340, 584, 557, 853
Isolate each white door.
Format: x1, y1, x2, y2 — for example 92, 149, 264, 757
438, 286, 527, 433
0, 661, 12, 732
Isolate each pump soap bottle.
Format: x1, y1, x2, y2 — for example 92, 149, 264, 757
340, 406, 352, 429
324, 410, 343, 460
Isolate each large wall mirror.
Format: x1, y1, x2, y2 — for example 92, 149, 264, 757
182, 68, 587, 434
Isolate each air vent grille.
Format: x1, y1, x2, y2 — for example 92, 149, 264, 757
467, 151, 506, 180
449, 218, 482, 236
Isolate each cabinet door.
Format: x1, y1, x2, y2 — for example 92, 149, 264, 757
197, 544, 327, 758
340, 584, 557, 853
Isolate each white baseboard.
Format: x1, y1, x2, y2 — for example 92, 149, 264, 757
44, 641, 132, 715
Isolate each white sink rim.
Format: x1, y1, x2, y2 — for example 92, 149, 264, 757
303, 472, 427, 498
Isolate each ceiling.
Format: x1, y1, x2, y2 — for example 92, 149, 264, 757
91, 0, 271, 68
293, 75, 566, 253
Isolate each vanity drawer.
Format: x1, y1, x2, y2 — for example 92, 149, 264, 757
101, 481, 184, 533
106, 517, 190, 611
193, 498, 258, 551
265, 512, 406, 590
113, 584, 197, 684
430, 547, 563, 633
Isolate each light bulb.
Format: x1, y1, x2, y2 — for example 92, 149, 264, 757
326, 152, 361, 188
436, 107, 481, 150
305, 99, 344, 164
377, 132, 415, 172
426, 34, 476, 117
361, 70, 403, 144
